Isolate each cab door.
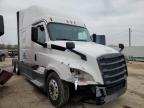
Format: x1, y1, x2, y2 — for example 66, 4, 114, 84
31, 22, 48, 79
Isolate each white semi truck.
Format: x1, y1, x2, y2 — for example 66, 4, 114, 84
13, 6, 128, 107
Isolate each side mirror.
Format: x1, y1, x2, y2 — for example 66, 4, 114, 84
31, 27, 38, 42
91, 34, 96, 42
92, 33, 106, 45
0, 15, 4, 36
66, 42, 75, 49
119, 43, 124, 52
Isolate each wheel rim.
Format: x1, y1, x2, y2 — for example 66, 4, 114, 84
49, 79, 59, 101
15, 66, 18, 73
13, 64, 18, 73
16, 67, 18, 73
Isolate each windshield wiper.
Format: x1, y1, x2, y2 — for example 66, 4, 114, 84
73, 39, 88, 42
55, 38, 72, 41
55, 38, 89, 42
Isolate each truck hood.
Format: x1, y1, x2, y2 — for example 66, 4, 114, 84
49, 41, 118, 58
48, 41, 119, 85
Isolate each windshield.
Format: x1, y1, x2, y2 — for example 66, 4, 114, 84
47, 23, 92, 42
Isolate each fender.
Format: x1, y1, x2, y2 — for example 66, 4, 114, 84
44, 63, 72, 82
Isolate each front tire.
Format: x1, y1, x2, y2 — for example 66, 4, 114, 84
46, 72, 69, 108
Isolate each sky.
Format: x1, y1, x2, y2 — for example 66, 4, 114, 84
0, 0, 144, 46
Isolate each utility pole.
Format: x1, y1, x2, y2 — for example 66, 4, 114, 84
129, 28, 132, 47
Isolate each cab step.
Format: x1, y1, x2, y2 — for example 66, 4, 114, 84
30, 79, 43, 87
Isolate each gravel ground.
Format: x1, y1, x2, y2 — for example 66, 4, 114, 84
0, 59, 144, 108
0, 58, 12, 68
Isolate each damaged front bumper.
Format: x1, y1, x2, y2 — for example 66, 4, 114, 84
95, 80, 127, 105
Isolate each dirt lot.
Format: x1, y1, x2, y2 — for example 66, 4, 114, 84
0, 58, 12, 68
0, 58, 144, 108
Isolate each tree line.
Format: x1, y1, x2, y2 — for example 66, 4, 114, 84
0, 44, 18, 49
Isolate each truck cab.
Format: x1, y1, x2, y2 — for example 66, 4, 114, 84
15, 6, 128, 107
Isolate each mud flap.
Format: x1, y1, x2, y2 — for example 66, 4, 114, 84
0, 70, 13, 85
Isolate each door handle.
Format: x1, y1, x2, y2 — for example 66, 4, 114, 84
35, 54, 37, 61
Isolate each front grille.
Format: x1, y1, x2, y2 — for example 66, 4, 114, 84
97, 53, 127, 86
106, 80, 126, 95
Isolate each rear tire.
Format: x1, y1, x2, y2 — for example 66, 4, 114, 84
2, 56, 5, 61
13, 61, 20, 75
46, 72, 69, 108
0, 56, 2, 62
0, 56, 5, 62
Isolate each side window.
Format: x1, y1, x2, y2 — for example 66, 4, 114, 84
37, 25, 46, 43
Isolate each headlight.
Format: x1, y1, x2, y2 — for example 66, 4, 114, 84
70, 68, 94, 81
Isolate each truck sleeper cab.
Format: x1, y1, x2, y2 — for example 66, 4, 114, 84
14, 6, 128, 107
